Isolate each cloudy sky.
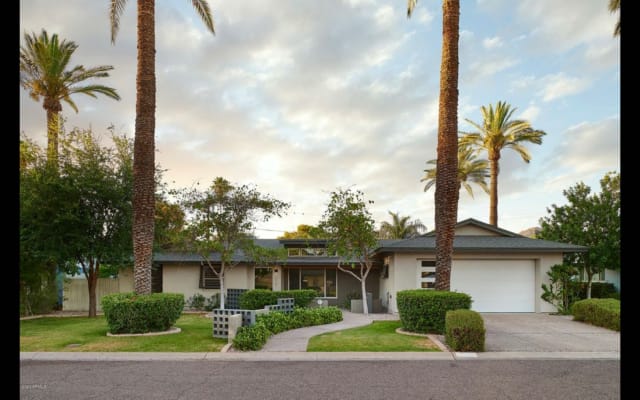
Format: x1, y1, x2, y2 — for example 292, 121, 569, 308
19, 0, 619, 238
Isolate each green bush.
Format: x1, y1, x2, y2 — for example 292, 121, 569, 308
571, 298, 620, 331
186, 293, 206, 310
233, 307, 343, 351
204, 294, 220, 311
568, 281, 619, 301
101, 292, 184, 334
232, 322, 271, 351
445, 309, 485, 352
238, 289, 317, 309
397, 290, 472, 334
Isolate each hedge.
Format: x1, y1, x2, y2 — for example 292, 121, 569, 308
101, 292, 184, 334
238, 289, 317, 310
568, 281, 619, 301
571, 298, 620, 331
397, 290, 472, 334
445, 309, 485, 352
232, 307, 343, 351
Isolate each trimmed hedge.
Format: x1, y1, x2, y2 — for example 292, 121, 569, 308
571, 298, 620, 331
445, 309, 485, 352
232, 307, 343, 351
397, 290, 472, 334
101, 292, 184, 334
238, 289, 317, 310
568, 281, 619, 301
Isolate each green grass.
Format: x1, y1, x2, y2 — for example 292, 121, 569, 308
20, 314, 226, 352
307, 320, 441, 352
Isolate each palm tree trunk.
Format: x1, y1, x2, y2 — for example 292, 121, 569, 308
132, 0, 156, 295
434, 0, 460, 291
489, 153, 499, 226
45, 108, 60, 167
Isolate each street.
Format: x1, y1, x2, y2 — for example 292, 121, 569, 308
20, 359, 620, 400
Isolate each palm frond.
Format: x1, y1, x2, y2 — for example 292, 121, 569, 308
191, 0, 216, 35
110, 0, 129, 44
407, 0, 418, 18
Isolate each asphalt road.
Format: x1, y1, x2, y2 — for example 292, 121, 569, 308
20, 360, 620, 400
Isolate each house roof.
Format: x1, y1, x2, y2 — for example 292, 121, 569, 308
154, 218, 587, 263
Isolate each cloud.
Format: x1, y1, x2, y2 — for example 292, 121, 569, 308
482, 36, 503, 49
539, 73, 589, 102
518, 105, 540, 122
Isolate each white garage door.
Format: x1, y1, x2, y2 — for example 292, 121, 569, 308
450, 259, 535, 312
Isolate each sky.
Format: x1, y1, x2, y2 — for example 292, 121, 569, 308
19, 0, 620, 238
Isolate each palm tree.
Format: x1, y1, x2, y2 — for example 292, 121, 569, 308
460, 101, 546, 227
609, 0, 620, 37
422, 142, 489, 199
20, 29, 120, 166
408, 0, 460, 291
379, 211, 426, 239
109, 0, 215, 295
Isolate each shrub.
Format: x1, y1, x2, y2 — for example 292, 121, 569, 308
445, 309, 485, 352
101, 292, 184, 334
238, 289, 317, 309
232, 322, 271, 351
397, 290, 472, 334
204, 294, 220, 311
571, 298, 620, 331
186, 293, 206, 310
341, 291, 362, 309
568, 281, 619, 301
233, 307, 343, 351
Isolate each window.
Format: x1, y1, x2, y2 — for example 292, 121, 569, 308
287, 247, 329, 257
418, 260, 436, 289
199, 265, 220, 289
255, 267, 273, 290
287, 268, 337, 297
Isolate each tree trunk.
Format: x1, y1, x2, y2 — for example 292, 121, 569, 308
219, 272, 225, 309
87, 262, 99, 318
132, 0, 156, 295
45, 108, 60, 167
434, 0, 460, 291
489, 152, 500, 226
361, 278, 369, 315
586, 271, 593, 299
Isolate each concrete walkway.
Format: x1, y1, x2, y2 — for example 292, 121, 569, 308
259, 311, 399, 352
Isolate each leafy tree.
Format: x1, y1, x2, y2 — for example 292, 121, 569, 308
178, 177, 290, 309
20, 29, 120, 165
378, 211, 426, 239
460, 101, 546, 226
538, 171, 620, 299
541, 264, 580, 314
422, 142, 489, 199
278, 224, 321, 239
109, 0, 215, 296
317, 189, 378, 314
20, 127, 133, 317
154, 199, 187, 250
609, 0, 620, 37
408, 0, 460, 290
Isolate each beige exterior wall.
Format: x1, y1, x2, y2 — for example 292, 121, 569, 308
384, 252, 560, 313
379, 254, 395, 313
454, 225, 501, 236
62, 268, 134, 312
162, 263, 251, 300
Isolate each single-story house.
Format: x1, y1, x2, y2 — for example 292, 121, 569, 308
149, 218, 589, 313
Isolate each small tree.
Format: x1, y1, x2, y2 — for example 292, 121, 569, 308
178, 177, 289, 309
541, 264, 579, 314
318, 188, 378, 315
538, 172, 620, 298
20, 127, 133, 317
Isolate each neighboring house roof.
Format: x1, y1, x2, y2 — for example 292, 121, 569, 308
154, 218, 587, 263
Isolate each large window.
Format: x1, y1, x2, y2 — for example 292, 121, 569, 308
199, 265, 220, 289
287, 247, 329, 257
418, 260, 436, 289
287, 268, 337, 298
255, 267, 273, 290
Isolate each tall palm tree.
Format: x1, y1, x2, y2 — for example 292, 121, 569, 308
379, 211, 426, 239
460, 101, 546, 227
110, 0, 215, 295
609, 0, 620, 37
408, 0, 460, 291
20, 29, 120, 165
422, 142, 489, 199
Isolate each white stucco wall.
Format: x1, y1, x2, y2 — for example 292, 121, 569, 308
605, 269, 620, 291
379, 255, 395, 313
454, 225, 501, 236
384, 252, 561, 313
162, 264, 251, 300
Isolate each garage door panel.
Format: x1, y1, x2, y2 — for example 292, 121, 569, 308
451, 260, 535, 312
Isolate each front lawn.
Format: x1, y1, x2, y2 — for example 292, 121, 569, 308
307, 320, 441, 352
20, 314, 226, 352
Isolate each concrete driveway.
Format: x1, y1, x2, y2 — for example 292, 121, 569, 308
481, 313, 620, 353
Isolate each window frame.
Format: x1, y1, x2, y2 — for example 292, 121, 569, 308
417, 259, 436, 290
199, 264, 221, 289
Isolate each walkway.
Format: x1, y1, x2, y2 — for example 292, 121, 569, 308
259, 310, 399, 352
